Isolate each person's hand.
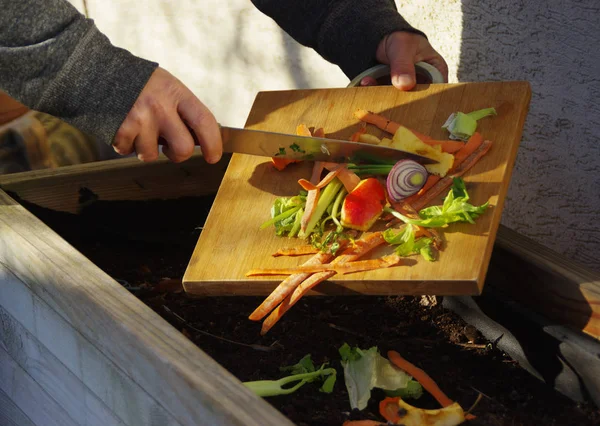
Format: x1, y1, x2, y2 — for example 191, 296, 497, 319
112, 67, 222, 164
361, 31, 449, 91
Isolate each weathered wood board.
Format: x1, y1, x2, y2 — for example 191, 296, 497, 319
186, 83, 528, 296
0, 188, 293, 426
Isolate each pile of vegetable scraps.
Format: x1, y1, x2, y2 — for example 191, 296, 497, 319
248, 108, 496, 336
243, 344, 480, 425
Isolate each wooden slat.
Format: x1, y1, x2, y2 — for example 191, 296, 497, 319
490, 225, 600, 340
0, 188, 293, 426
184, 82, 532, 296
0, 303, 126, 426
0, 345, 78, 426
0, 152, 230, 214
0, 267, 179, 426
0, 388, 36, 426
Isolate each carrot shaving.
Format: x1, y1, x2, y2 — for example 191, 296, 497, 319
401, 174, 440, 206
349, 124, 367, 142
411, 140, 492, 211
248, 251, 333, 321
312, 127, 325, 138
353, 109, 431, 140
379, 397, 402, 423
310, 161, 324, 185
354, 108, 400, 135
260, 232, 386, 335
270, 123, 313, 171
336, 166, 361, 192
388, 350, 454, 407
400, 133, 488, 211
452, 132, 483, 168
272, 245, 320, 257
300, 188, 319, 233
246, 254, 401, 276
298, 178, 317, 191
270, 158, 296, 171
422, 139, 464, 153
321, 162, 339, 171
316, 167, 343, 188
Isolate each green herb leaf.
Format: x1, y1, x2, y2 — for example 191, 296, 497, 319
320, 373, 337, 393
280, 354, 315, 375
290, 143, 305, 153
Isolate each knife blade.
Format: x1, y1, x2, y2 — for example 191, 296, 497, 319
219, 126, 438, 165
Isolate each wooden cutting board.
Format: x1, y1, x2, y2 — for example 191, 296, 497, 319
183, 82, 531, 296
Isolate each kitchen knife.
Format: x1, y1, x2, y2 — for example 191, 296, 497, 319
218, 126, 438, 165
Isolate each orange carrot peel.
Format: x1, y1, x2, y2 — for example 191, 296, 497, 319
259, 232, 386, 335
353, 109, 431, 140
246, 254, 401, 276
271, 123, 312, 171
387, 351, 476, 422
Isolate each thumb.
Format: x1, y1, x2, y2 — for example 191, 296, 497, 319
389, 57, 416, 91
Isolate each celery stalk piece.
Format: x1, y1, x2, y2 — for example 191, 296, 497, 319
330, 187, 348, 230
299, 178, 343, 238
244, 368, 336, 397
288, 208, 304, 238
244, 354, 337, 397
468, 107, 497, 121
260, 205, 302, 230
442, 107, 497, 141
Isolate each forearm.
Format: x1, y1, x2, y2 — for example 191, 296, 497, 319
0, 0, 158, 145
251, 0, 426, 79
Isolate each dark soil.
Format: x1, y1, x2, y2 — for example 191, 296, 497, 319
13, 190, 600, 426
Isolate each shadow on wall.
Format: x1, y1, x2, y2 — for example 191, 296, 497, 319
457, 0, 600, 270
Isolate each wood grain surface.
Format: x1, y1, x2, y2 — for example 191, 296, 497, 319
0, 153, 229, 214
183, 82, 531, 296
0, 188, 293, 426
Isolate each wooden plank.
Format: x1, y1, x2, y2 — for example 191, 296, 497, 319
183, 82, 532, 296
0, 266, 180, 426
0, 152, 229, 214
0, 345, 78, 426
0, 188, 294, 426
0, 388, 36, 426
0, 303, 126, 426
490, 225, 600, 340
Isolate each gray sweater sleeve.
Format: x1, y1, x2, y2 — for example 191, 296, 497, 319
0, 0, 158, 145
250, 0, 426, 79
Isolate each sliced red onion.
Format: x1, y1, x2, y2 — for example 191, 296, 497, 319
386, 159, 428, 202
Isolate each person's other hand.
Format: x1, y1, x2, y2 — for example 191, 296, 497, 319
112, 67, 222, 164
361, 31, 449, 91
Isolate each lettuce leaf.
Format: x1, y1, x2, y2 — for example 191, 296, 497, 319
339, 343, 419, 410
383, 225, 436, 261
386, 178, 489, 229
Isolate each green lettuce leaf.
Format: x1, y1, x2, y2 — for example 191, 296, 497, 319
386, 178, 489, 229
383, 225, 436, 261
338, 344, 420, 410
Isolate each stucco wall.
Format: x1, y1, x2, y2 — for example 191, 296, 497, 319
78, 0, 599, 269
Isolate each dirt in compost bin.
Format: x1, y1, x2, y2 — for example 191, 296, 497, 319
13, 191, 600, 426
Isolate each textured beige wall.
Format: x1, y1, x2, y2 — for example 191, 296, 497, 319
80, 0, 598, 269
396, 1, 600, 269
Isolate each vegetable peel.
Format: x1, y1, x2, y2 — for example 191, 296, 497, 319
442, 107, 496, 141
